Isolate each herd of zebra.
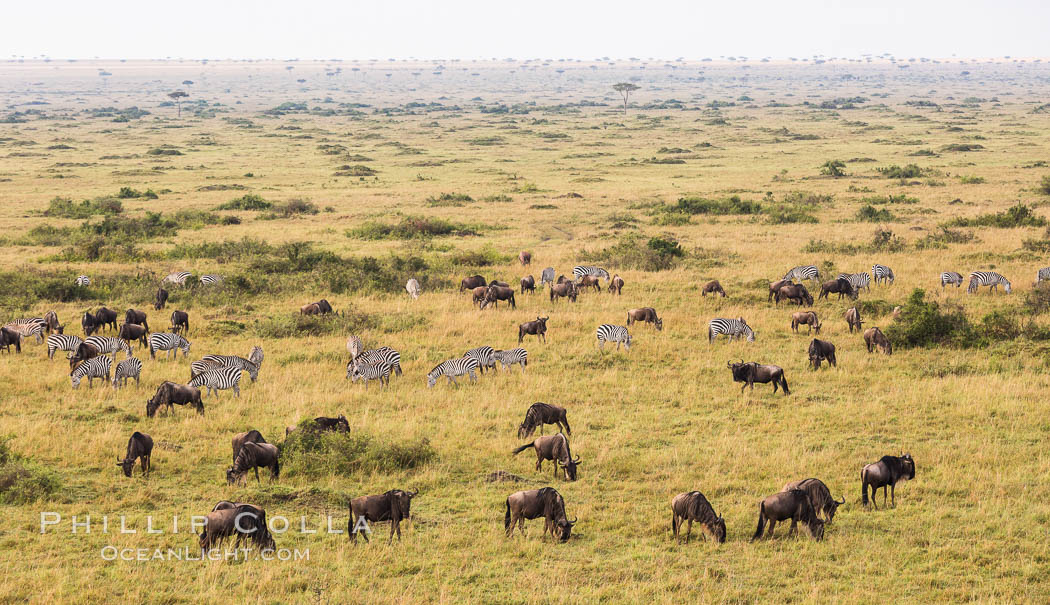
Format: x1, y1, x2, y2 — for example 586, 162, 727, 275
72, 271, 225, 289
784, 264, 1018, 295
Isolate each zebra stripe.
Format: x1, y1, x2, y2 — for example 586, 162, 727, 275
968, 271, 1011, 294
783, 265, 821, 282
941, 271, 964, 289
406, 278, 421, 299
200, 354, 260, 382
837, 272, 871, 293
71, 356, 111, 389
540, 267, 555, 286
347, 361, 392, 388
596, 324, 632, 351
148, 333, 190, 359
163, 271, 192, 285
464, 346, 497, 374
189, 366, 243, 397
74, 275, 90, 287
199, 274, 223, 286
426, 357, 480, 387
84, 335, 132, 359
112, 357, 142, 389
494, 348, 528, 372
572, 265, 610, 281
4, 320, 45, 344
353, 347, 402, 377
872, 264, 895, 285
708, 318, 755, 344
47, 334, 83, 360
1037, 268, 1050, 283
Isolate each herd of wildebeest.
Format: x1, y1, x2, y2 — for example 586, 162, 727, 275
7, 254, 1035, 550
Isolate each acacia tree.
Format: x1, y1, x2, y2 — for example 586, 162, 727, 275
612, 82, 640, 115
168, 90, 189, 118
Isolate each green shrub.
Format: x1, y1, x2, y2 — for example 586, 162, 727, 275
766, 205, 818, 224
661, 195, 762, 216
215, 194, 272, 211
262, 199, 320, 219
942, 143, 984, 152
425, 193, 474, 207
820, 159, 847, 177
1039, 175, 1050, 195
876, 164, 924, 179
856, 205, 894, 222
861, 194, 918, 205
281, 426, 435, 477
958, 175, 986, 184
251, 311, 378, 339
333, 165, 377, 177
447, 246, 512, 267
117, 187, 158, 199
146, 146, 182, 156
43, 196, 123, 218
581, 234, 685, 271
884, 288, 975, 348
14, 225, 74, 246
944, 203, 1046, 228
347, 215, 482, 239
0, 437, 61, 504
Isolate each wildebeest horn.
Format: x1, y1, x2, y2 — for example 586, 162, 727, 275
410, 488, 419, 497
837, 496, 846, 505
573, 455, 581, 463
569, 516, 578, 525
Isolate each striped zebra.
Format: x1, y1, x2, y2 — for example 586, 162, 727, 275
70, 356, 111, 389
148, 333, 190, 360
198, 354, 260, 382
837, 272, 871, 293
596, 324, 631, 352
189, 366, 243, 397
346, 335, 363, 359
74, 275, 91, 287
163, 271, 192, 286
941, 271, 964, 289
47, 334, 82, 360
708, 318, 755, 344
968, 271, 1011, 294
353, 347, 402, 376
540, 268, 556, 287
347, 361, 392, 388
427, 357, 480, 387
1037, 268, 1050, 284
199, 274, 223, 286
406, 278, 421, 299
783, 265, 821, 282
572, 265, 610, 282
85, 335, 132, 360
872, 264, 895, 285
464, 346, 497, 374
112, 357, 142, 389
4, 320, 45, 344
494, 348, 528, 372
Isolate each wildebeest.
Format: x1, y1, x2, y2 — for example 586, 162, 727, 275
608, 274, 624, 295
116, 431, 153, 478
782, 478, 845, 523
791, 311, 821, 334
549, 281, 577, 303
298, 415, 350, 434
82, 311, 100, 336
118, 323, 149, 349
95, 307, 118, 333
481, 285, 516, 309
0, 327, 21, 354
68, 342, 99, 370
316, 299, 333, 314
512, 433, 580, 481
727, 360, 790, 395
170, 310, 189, 334
768, 279, 792, 302
199, 503, 275, 553
671, 491, 726, 544
819, 277, 856, 301
124, 308, 149, 332
626, 307, 663, 331
154, 288, 169, 310
556, 275, 571, 284
146, 381, 204, 417
232, 429, 266, 463
226, 442, 280, 486
517, 402, 571, 439
863, 326, 892, 355
348, 489, 419, 544
489, 280, 509, 288
577, 275, 602, 293
471, 286, 488, 307
518, 316, 549, 344
505, 487, 576, 542
862, 453, 915, 509
776, 283, 813, 307
702, 280, 726, 297
460, 275, 487, 291
43, 310, 62, 335
845, 306, 863, 333
752, 489, 824, 541
300, 302, 321, 315
520, 275, 535, 294
808, 339, 837, 369
519, 251, 532, 266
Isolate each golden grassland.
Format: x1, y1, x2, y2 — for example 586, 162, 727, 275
1, 60, 1050, 602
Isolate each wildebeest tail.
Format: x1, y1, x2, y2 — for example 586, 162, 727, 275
272, 457, 281, 480
511, 443, 533, 456
861, 467, 869, 505
504, 499, 511, 531
780, 375, 790, 395
751, 502, 766, 541
707, 325, 713, 343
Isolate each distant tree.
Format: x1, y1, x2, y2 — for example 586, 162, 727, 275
821, 159, 847, 178
612, 82, 640, 115
167, 90, 189, 117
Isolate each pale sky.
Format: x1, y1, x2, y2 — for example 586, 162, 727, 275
3, 0, 1047, 61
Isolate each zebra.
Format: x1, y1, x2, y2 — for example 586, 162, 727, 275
427, 357, 480, 387
968, 271, 1011, 294
84, 335, 133, 360
572, 265, 610, 282
783, 265, 821, 282
540, 267, 556, 287
148, 333, 191, 360
708, 318, 755, 344
1037, 268, 1050, 284
406, 278, 421, 299
70, 356, 111, 389
872, 264, 895, 285
248, 345, 264, 367
189, 366, 243, 397
347, 361, 392, 388
464, 346, 497, 374
112, 357, 142, 389
4, 320, 45, 344
47, 334, 83, 360
346, 335, 363, 359
199, 274, 223, 286
596, 324, 631, 352
199, 354, 260, 382
941, 271, 964, 289
163, 271, 192, 286
837, 272, 871, 293
494, 348, 528, 372
353, 347, 402, 377
74, 275, 91, 287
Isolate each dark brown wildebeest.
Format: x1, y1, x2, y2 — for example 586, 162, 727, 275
232, 429, 266, 463
862, 453, 915, 509
146, 381, 204, 417
471, 286, 488, 307
505, 487, 576, 542
42, 310, 62, 335
627, 307, 663, 331
701, 280, 726, 297
348, 489, 419, 544
154, 287, 169, 310
300, 302, 321, 315
199, 503, 275, 554
116, 431, 153, 478
768, 279, 792, 302
577, 275, 602, 293
69, 342, 100, 370
608, 274, 624, 295
517, 402, 570, 438
845, 307, 863, 333
125, 308, 149, 332
316, 299, 333, 314
95, 307, 118, 333
819, 277, 856, 301
863, 326, 892, 355
170, 310, 189, 334
671, 491, 726, 544
752, 489, 824, 541
519, 251, 532, 266
556, 275, 571, 284
808, 339, 837, 369
512, 433, 580, 481
489, 280, 510, 288
460, 275, 487, 291
226, 442, 280, 486
727, 360, 790, 395
0, 327, 21, 354
791, 311, 821, 334
549, 282, 577, 303
307, 415, 350, 433
782, 478, 845, 523
518, 316, 549, 344
82, 311, 100, 336
776, 283, 813, 307
481, 285, 516, 309
521, 275, 536, 294
118, 323, 149, 349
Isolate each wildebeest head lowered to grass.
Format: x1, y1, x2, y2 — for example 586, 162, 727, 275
505, 487, 576, 542
517, 402, 570, 439
225, 442, 280, 486
807, 339, 836, 369
671, 491, 726, 544
116, 431, 153, 478
512, 433, 580, 480
348, 489, 419, 544
146, 381, 204, 417
199, 503, 275, 554
862, 453, 915, 509
727, 360, 790, 395
782, 478, 845, 523
752, 489, 824, 541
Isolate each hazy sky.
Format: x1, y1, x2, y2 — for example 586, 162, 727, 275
4, 0, 1047, 61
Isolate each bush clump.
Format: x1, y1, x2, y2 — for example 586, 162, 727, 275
943, 203, 1046, 229
426, 192, 474, 207
280, 426, 435, 477
766, 205, 818, 224
876, 164, 924, 179
347, 215, 482, 239
661, 195, 762, 216
856, 205, 895, 222
215, 194, 272, 211
43, 196, 123, 218
262, 199, 320, 219
0, 437, 61, 504
884, 288, 975, 348
582, 234, 685, 271
117, 187, 158, 199
1038, 175, 1050, 195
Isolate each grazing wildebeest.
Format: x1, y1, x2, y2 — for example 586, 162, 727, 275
116, 431, 153, 477
481, 285, 516, 309
118, 323, 149, 349
0, 327, 21, 354
512, 433, 580, 481
752, 489, 825, 541
845, 307, 863, 333
348, 489, 419, 544
863, 326, 892, 354
146, 381, 204, 417
505, 487, 576, 542
520, 275, 536, 294
471, 286, 488, 307
232, 430, 266, 463
82, 311, 100, 336
556, 275, 571, 284
576, 275, 602, 293
791, 311, 821, 334
671, 491, 726, 544
862, 453, 915, 509
727, 360, 790, 395
776, 283, 813, 307
782, 478, 845, 523
316, 299, 333, 314
95, 307, 118, 333
154, 288, 169, 310
305, 415, 350, 433
519, 251, 532, 266
124, 308, 149, 332
489, 280, 509, 288
608, 274, 624, 295
42, 311, 62, 335
819, 277, 856, 301
808, 339, 837, 369
517, 402, 571, 438
300, 302, 321, 315
702, 280, 726, 298
170, 310, 189, 334
460, 275, 487, 291
199, 503, 275, 554
518, 316, 549, 344
69, 342, 99, 370
549, 282, 577, 303
626, 307, 663, 331
768, 279, 792, 302
226, 442, 280, 486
